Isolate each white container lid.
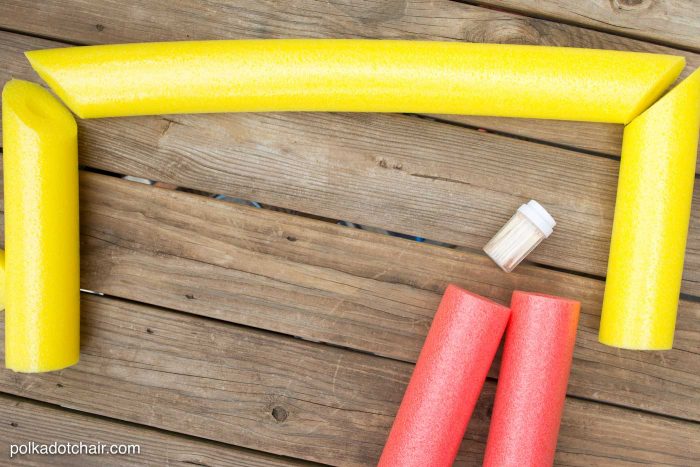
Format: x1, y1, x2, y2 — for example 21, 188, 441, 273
517, 200, 556, 238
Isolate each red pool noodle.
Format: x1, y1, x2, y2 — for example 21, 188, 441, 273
483, 291, 580, 467
378, 284, 511, 467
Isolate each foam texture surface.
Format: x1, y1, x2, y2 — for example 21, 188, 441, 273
2, 79, 80, 372
0, 249, 5, 310
483, 291, 580, 467
26, 40, 684, 122
600, 68, 700, 350
378, 284, 510, 467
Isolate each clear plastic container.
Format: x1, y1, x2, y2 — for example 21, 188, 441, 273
483, 200, 556, 272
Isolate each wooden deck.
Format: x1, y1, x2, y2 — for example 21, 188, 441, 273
0, 1, 698, 465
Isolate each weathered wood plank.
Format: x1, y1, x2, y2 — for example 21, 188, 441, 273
0, 294, 697, 466
0, 1, 699, 159
0, 394, 310, 466
476, 0, 700, 52
2, 167, 698, 421
433, 115, 624, 156
3, 31, 700, 294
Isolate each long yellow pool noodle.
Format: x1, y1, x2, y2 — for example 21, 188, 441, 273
26, 40, 684, 122
2, 79, 80, 372
600, 68, 700, 350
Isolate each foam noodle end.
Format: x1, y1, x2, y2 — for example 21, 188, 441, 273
3, 79, 77, 136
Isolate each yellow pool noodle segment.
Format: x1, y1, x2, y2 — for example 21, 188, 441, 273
0, 249, 5, 310
26, 40, 684, 122
2, 79, 80, 372
600, 68, 700, 350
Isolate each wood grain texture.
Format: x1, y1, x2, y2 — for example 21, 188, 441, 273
0, 1, 698, 159
0, 394, 310, 466
475, 0, 700, 51
430, 114, 624, 156
1, 167, 698, 421
74, 107, 700, 298
3, 32, 700, 292
0, 294, 698, 466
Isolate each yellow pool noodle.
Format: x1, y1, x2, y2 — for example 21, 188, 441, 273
0, 249, 5, 310
2, 79, 80, 372
26, 40, 684, 122
600, 68, 700, 350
